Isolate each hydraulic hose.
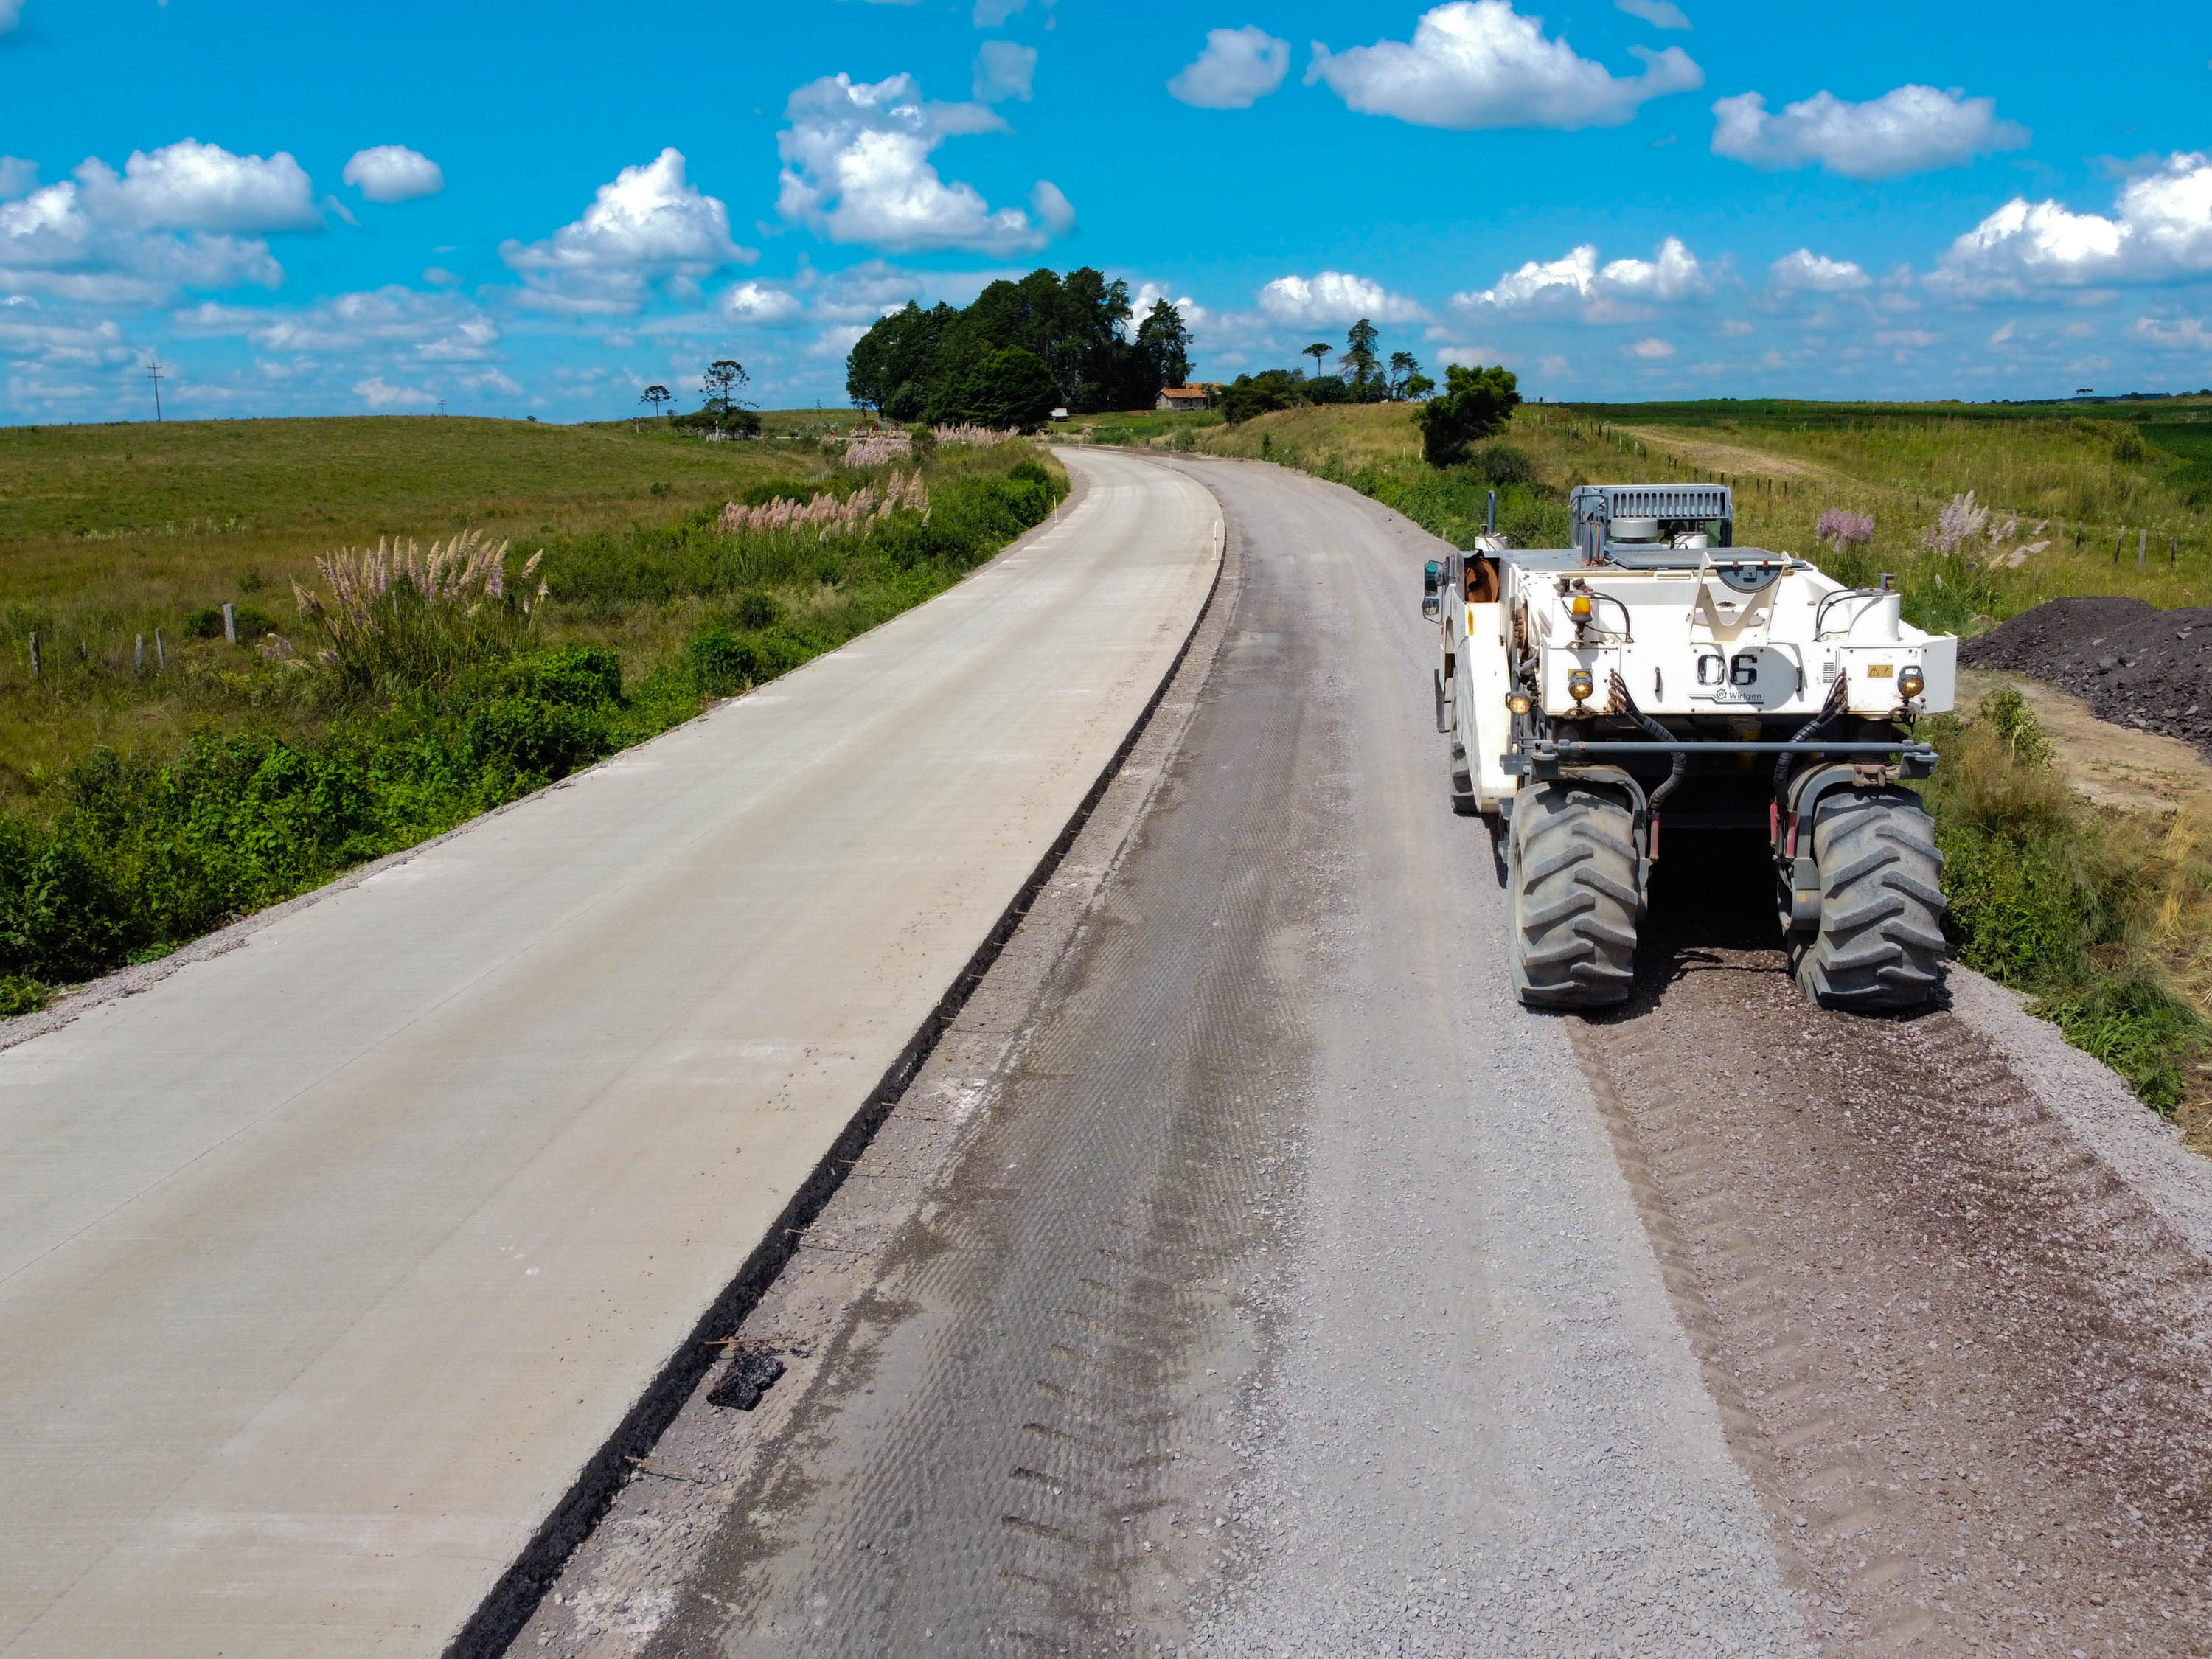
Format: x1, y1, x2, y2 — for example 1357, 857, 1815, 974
1607, 672, 1687, 811
1773, 672, 1850, 800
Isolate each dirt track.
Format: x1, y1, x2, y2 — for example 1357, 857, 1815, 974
1578, 843, 2212, 1655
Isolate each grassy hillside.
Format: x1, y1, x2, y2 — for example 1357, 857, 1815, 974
0, 413, 1062, 1011
1181, 399, 2212, 625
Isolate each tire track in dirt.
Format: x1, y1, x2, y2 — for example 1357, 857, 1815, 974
1571, 847, 2212, 1655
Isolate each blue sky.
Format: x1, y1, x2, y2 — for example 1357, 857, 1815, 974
1, 0, 2209, 422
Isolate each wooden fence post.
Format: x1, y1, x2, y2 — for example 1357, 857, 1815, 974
222, 602, 237, 645
2138, 528, 2147, 571
2115, 527, 2124, 564
135, 634, 145, 672
154, 628, 166, 670
27, 631, 37, 680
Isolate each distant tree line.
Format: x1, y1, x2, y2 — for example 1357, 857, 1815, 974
1218, 318, 1436, 423
846, 268, 1194, 430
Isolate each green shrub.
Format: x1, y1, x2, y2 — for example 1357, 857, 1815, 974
734, 590, 781, 630
1469, 443, 1535, 487
0, 974, 45, 1016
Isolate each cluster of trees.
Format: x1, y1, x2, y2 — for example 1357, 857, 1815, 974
845, 268, 1193, 429
1218, 319, 1436, 423
642, 360, 762, 437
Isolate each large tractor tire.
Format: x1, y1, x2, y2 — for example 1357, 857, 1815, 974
1792, 788, 1947, 1010
1507, 782, 1640, 1008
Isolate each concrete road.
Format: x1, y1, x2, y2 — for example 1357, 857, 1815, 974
582, 453, 1809, 1656
0, 449, 1219, 1658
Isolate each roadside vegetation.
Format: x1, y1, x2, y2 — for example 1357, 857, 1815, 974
1110, 386, 2212, 1133
1925, 686, 2212, 1148
0, 414, 1063, 1016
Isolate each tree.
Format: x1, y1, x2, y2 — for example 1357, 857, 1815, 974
639, 384, 672, 416
1301, 342, 1332, 378
1134, 299, 1192, 394
1342, 319, 1382, 400
1413, 363, 1522, 467
959, 347, 1060, 431
701, 358, 750, 412
1387, 352, 1425, 401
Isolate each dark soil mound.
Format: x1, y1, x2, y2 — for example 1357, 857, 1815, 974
1960, 596, 2212, 755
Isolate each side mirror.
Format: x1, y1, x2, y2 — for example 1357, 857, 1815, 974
1422, 560, 1443, 620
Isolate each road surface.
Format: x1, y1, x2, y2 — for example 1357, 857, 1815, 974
526, 452, 1812, 1656
0, 448, 1220, 1658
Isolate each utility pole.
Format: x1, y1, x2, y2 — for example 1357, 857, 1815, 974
147, 355, 164, 422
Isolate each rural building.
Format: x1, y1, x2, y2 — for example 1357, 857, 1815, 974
1155, 385, 1215, 411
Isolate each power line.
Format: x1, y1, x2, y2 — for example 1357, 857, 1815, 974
147, 354, 164, 422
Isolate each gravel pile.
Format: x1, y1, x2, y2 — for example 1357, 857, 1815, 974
1960, 595, 2212, 753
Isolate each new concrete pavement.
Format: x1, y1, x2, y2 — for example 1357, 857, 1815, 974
0, 449, 1220, 1658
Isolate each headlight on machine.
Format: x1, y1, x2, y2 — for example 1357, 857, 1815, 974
1507, 692, 1532, 715
1899, 665, 1925, 700
1567, 668, 1594, 703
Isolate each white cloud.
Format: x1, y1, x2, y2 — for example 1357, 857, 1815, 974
1598, 237, 1709, 302
1711, 85, 2028, 181
1131, 281, 1208, 330
1258, 270, 1428, 325
719, 280, 807, 324
0, 179, 283, 305
1930, 153, 2212, 296
1629, 337, 1675, 358
353, 375, 432, 409
1453, 237, 1708, 314
1307, 1, 1703, 131
1768, 248, 1871, 292
777, 72, 1070, 254
0, 157, 35, 201
500, 149, 754, 315
343, 145, 444, 204
1615, 0, 1690, 27
1167, 26, 1292, 109
0, 1, 21, 35
2133, 313, 2211, 351
973, 41, 1037, 102
74, 139, 320, 232
174, 286, 499, 362
0, 308, 131, 371
1457, 243, 1596, 307
973, 0, 1024, 21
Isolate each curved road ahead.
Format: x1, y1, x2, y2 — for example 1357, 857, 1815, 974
526, 451, 1810, 1658
0, 450, 1219, 1658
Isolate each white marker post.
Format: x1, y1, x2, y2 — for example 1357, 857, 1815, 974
223, 602, 237, 645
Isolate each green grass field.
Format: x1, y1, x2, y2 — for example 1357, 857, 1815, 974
0, 412, 1064, 1010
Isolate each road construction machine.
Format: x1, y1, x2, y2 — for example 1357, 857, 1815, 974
1425, 482, 1952, 1012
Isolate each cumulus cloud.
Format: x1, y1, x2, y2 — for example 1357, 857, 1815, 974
1615, 0, 1690, 27
353, 376, 432, 410
1131, 280, 1208, 330
1307, 1, 1703, 131
501, 149, 754, 314
1167, 26, 1292, 109
343, 145, 444, 204
1711, 85, 2028, 181
0, 179, 284, 305
1629, 337, 1675, 358
0, 1, 21, 35
718, 280, 808, 324
973, 41, 1037, 102
1768, 248, 1871, 292
1258, 270, 1427, 325
74, 139, 320, 232
973, 0, 1025, 21
1452, 237, 1708, 315
1930, 153, 2212, 296
777, 72, 1071, 254
0, 157, 34, 200
174, 286, 499, 362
